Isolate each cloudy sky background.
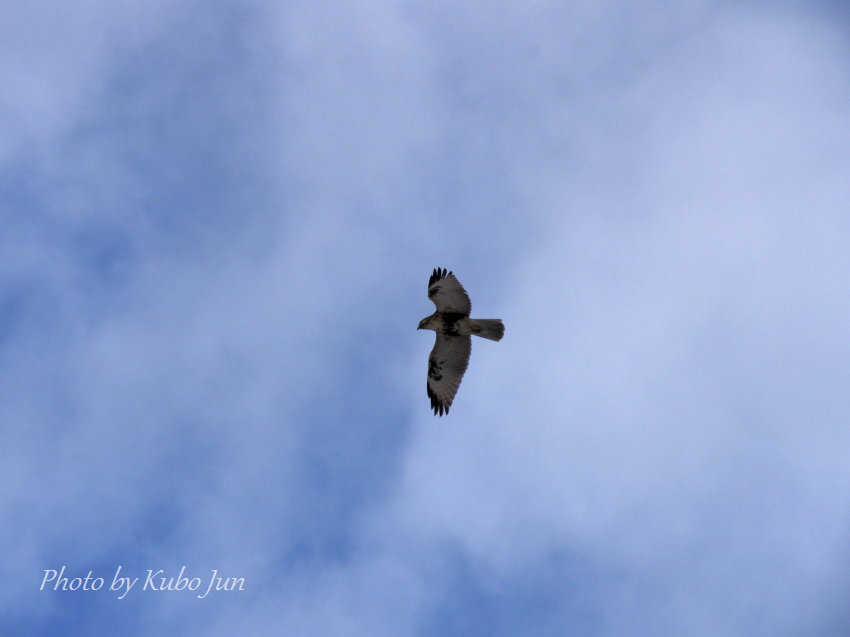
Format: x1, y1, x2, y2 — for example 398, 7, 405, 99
4, 1, 850, 635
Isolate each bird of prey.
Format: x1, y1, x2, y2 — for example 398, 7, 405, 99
417, 268, 504, 416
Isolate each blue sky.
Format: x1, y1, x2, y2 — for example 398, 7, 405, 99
4, 1, 850, 635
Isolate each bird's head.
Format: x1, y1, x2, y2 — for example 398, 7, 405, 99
417, 316, 435, 331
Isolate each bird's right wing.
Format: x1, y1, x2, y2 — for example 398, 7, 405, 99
426, 333, 471, 416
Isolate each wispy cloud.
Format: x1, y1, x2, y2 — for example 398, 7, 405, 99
3, 1, 850, 636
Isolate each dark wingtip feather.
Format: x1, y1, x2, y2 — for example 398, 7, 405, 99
426, 381, 449, 416
428, 267, 451, 289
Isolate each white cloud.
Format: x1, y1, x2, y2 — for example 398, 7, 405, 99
4, 1, 850, 635
390, 5, 850, 635
0, 0, 177, 161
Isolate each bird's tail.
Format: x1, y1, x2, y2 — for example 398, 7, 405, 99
468, 319, 504, 341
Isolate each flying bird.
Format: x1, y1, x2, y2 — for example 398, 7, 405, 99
418, 268, 504, 416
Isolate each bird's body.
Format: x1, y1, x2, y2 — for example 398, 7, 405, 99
418, 313, 495, 337
418, 268, 504, 416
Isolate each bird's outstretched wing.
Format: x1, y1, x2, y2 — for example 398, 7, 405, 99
428, 268, 471, 315
426, 333, 471, 416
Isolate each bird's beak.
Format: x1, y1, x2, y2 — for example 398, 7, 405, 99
416, 326, 422, 330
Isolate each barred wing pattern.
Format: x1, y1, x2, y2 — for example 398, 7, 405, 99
428, 268, 471, 314
426, 333, 471, 416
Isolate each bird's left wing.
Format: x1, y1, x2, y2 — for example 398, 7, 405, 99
426, 333, 471, 416
428, 268, 471, 314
